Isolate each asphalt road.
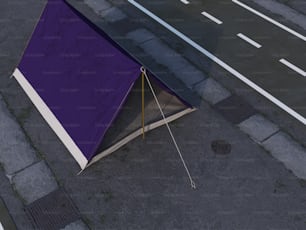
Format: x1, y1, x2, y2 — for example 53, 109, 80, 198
128, 0, 306, 125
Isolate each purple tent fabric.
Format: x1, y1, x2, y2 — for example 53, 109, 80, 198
18, 0, 140, 161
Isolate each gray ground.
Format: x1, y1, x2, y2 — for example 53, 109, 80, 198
1, 0, 306, 229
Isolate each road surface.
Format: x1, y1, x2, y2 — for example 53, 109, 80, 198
128, 0, 306, 125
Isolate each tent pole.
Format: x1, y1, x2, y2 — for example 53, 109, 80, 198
141, 70, 145, 139
140, 67, 196, 189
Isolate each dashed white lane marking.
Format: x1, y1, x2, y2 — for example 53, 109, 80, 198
201, 11, 223, 25
128, 0, 306, 125
232, 0, 306, 42
280, 59, 306, 77
180, 0, 190, 4
237, 33, 262, 48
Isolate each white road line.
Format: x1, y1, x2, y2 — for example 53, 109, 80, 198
180, 0, 190, 4
201, 11, 223, 25
280, 59, 306, 77
127, 0, 306, 125
237, 33, 262, 48
232, 0, 306, 42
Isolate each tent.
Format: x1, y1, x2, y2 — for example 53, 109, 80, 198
12, 0, 196, 170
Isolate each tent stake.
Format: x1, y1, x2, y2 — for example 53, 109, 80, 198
140, 67, 196, 189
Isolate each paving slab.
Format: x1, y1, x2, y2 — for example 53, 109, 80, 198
0, 96, 37, 175
99, 7, 126, 22
214, 95, 257, 124
238, 114, 280, 142
84, 0, 111, 13
193, 78, 231, 105
126, 28, 156, 44
262, 132, 306, 180
12, 161, 58, 204
61, 220, 89, 230
84, 0, 126, 22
